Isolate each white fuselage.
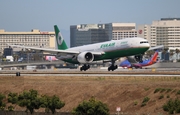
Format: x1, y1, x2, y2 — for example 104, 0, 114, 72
56, 37, 150, 64
67, 37, 149, 52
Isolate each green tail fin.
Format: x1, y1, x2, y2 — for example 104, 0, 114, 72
54, 25, 68, 50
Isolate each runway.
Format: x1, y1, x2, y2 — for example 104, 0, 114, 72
2, 73, 179, 77
0, 67, 180, 77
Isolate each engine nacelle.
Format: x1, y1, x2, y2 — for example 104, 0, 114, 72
126, 54, 143, 63
77, 52, 94, 63
134, 54, 143, 63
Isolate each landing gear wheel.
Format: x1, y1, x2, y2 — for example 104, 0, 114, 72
80, 64, 90, 71
108, 59, 118, 71
80, 67, 83, 71
108, 65, 118, 71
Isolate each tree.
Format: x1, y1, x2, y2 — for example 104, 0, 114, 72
18, 89, 41, 114
72, 97, 109, 115
0, 93, 6, 110
163, 98, 180, 114
40, 95, 65, 114
7, 105, 14, 111
8, 92, 18, 104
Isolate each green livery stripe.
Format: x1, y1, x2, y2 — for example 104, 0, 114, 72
63, 47, 149, 64
95, 47, 149, 60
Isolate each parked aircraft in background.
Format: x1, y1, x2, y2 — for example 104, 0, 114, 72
120, 51, 159, 69
10, 25, 150, 71
45, 56, 58, 61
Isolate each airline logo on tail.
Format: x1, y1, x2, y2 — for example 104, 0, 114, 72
57, 32, 63, 45
54, 25, 68, 50
150, 52, 158, 64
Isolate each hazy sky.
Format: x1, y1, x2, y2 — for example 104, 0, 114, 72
0, 0, 180, 46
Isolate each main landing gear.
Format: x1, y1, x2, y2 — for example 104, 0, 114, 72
108, 59, 118, 71
108, 65, 118, 71
80, 64, 90, 71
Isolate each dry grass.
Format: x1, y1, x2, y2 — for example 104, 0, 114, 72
0, 75, 180, 114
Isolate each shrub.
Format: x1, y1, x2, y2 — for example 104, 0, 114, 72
163, 98, 180, 114
8, 92, 18, 104
172, 89, 177, 93
0, 93, 6, 110
159, 95, 164, 99
141, 97, 150, 107
160, 88, 166, 93
142, 97, 150, 103
134, 101, 138, 105
72, 97, 109, 115
8, 105, 14, 111
166, 88, 172, 93
141, 102, 146, 107
154, 88, 161, 93
144, 87, 150, 91
177, 90, 180, 95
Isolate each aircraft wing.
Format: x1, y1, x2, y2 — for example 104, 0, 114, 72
9, 45, 104, 55
148, 45, 164, 51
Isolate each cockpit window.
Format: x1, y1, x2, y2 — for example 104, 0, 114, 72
140, 41, 148, 44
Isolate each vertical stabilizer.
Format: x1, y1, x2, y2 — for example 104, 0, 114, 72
151, 52, 158, 62
54, 25, 68, 50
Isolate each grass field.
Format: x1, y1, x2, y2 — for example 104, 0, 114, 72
0, 75, 180, 114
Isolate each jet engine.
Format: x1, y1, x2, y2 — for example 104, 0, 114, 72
77, 52, 94, 63
134, 54, 143, 63
127, 54, 143, 63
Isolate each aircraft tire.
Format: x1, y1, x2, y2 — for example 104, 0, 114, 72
80, 67, 83, 71
108, 67, 111, 71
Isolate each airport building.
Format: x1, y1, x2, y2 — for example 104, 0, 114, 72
0, 29, 55, 54
70, 24, 109, 47
70, 23, 137, 47
110, 23, 137, 40
138, 18, 180, 50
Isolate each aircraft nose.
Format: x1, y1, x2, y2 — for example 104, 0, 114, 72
143, 42, 150, 48
147, 43, 150, 48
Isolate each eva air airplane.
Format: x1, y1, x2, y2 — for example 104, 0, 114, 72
10, 25, 150, 71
